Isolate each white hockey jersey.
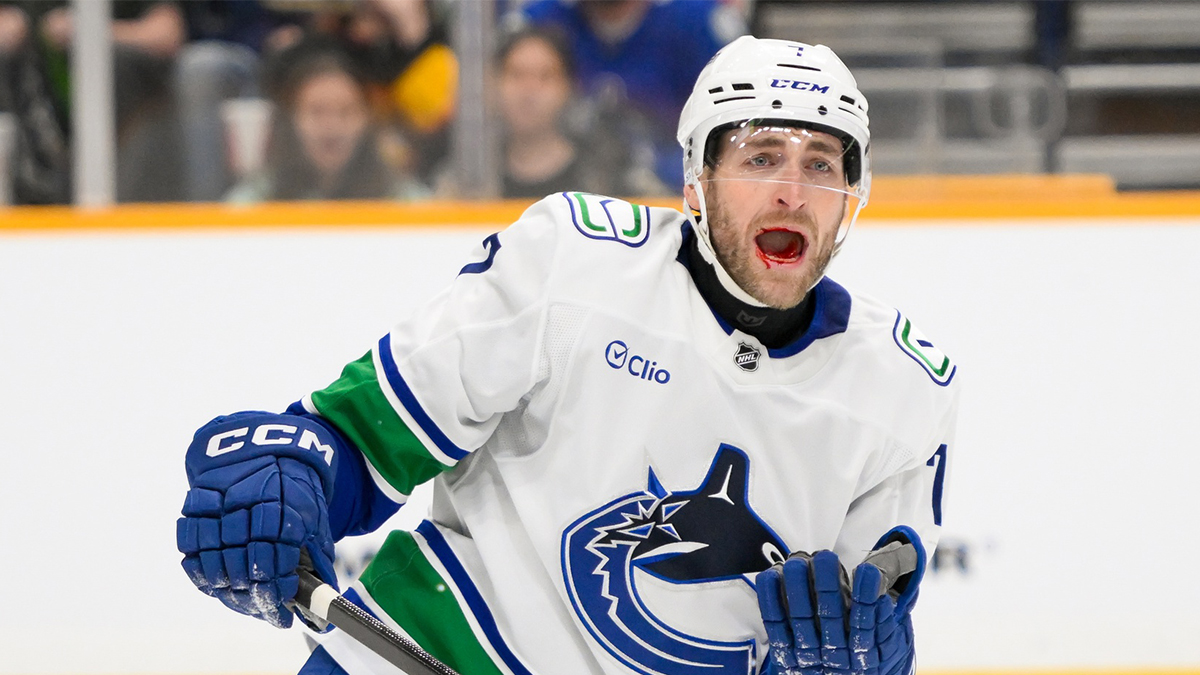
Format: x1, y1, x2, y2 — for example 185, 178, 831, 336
305, 192, 959, 675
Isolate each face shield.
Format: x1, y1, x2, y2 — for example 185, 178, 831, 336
699, 122, 870, 255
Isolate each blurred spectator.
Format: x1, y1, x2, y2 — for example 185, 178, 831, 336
226, 47, 426, 203
514, 0, 743, 190
260, 0, 456, 184
181, 0, 454, 201
334, 0, 457, 185
496, 27, 583, 198
176, 1, 307, 201
0, 2, 69, 203
25, 0, 187, 202
493, 27, 663, 198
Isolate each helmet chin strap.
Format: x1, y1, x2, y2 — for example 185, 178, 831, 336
686, 178, 770, 308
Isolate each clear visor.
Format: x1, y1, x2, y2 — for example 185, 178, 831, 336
700, 123, 869, 250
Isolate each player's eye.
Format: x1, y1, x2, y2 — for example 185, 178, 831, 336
811, 159, 833, 173
747, 154, 772, 168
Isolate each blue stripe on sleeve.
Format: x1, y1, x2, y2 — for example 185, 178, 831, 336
416, 520, 536, 675
376, 334, 470, 462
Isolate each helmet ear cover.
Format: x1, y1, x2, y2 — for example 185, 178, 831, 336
701, 118, 864, 187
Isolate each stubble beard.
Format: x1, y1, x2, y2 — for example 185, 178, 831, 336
706, 188, 835, 310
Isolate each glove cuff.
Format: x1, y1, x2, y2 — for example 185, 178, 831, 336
871, 525, 926, 616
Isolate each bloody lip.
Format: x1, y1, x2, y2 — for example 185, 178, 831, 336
754, 228, 807, 267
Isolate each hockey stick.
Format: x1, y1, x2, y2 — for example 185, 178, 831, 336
290, 567, 461, 675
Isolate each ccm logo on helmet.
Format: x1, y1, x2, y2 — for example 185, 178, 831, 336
206, 424, 334, 464
770, 79, 830, 94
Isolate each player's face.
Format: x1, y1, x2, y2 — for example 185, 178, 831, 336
292, 71, 370, 177
692, 126, 850, 309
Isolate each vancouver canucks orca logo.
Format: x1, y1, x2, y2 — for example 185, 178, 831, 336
562, 445, 786, 675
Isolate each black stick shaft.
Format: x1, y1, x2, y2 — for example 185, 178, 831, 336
293, 569, 461, 675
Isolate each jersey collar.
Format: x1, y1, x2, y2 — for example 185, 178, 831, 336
677, 222, 852, 358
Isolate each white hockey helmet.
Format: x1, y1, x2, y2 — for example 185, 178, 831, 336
677, 36, 872, 261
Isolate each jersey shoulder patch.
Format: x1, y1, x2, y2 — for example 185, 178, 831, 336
561, 192, 651, 247
892, 311, 956, 386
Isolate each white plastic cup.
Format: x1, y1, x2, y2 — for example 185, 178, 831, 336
0, 112, 17, 206
220, 98, 274, 178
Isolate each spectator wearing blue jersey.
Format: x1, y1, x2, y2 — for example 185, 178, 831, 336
515, 0, 744, 191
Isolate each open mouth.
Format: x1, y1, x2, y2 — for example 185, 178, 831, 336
754, 228, 807, 265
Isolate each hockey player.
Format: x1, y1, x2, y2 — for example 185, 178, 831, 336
178, 36, 958, 675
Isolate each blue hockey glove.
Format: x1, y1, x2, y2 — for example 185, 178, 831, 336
176, 411, 341, 628
757, 550, 852, 675
847, 527, 926, 675
756, 527, 924, 675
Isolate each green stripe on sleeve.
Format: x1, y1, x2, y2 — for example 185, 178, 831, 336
310, 351, 451, 497
360, 531, 505, 675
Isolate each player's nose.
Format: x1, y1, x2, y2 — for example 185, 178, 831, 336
769, 174, 809, 212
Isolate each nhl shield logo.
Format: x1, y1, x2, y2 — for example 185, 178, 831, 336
733, 342, 761, 372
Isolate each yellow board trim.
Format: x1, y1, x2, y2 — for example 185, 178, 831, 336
860, 173, 1200, 220
2, 175, 1200, 234
0, 200, 535, 233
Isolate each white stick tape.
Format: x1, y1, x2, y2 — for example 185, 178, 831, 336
310, 583, 340, 621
